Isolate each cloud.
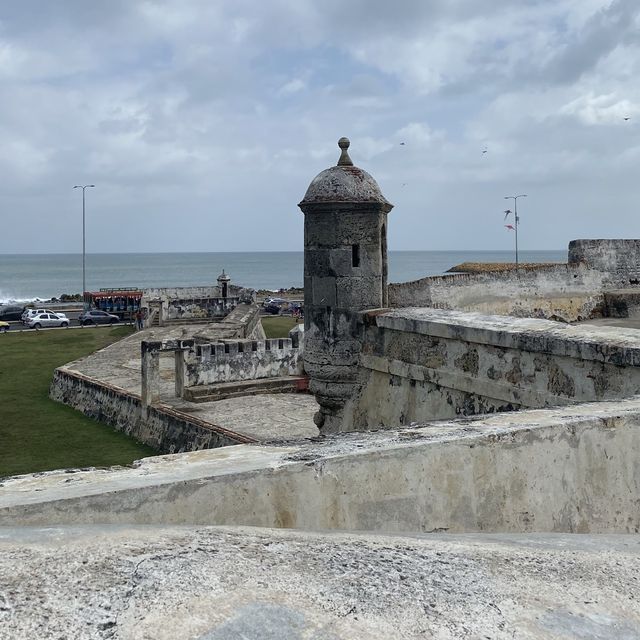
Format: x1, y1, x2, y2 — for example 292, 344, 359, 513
0, 0, 639, 254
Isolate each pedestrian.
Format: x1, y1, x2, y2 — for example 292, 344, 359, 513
135, 309, 143, 330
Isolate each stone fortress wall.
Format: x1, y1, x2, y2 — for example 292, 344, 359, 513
388, 262, 607, 322
569, 238, 640, 282
389, 239, 640, 322
326, 241, 640, 432
49, 302, 267, 453
50, 367, 251, 452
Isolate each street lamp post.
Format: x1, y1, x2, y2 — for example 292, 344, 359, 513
74, 185, 95, 309
504, 194, 527, 267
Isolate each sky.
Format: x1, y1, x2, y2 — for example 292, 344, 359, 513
0, 0, 638, 253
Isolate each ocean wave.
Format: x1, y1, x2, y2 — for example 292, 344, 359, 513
0, 291, 49, 305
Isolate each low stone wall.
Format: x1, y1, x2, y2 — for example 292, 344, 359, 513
142, 286, 256, 325
604, 290, 640, 318
166, 297, 239, 320
350, 308, 640, 427
192, 304, 265, 342
569, 239, 640, 285
142, 285, 253, 302
2, 400, 640, 534
50, 368, 253, 453
388, 263, 606, 322
188, 338, 303, 386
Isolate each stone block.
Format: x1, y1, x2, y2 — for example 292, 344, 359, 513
336, 276, 383, 309
311, 277, 337, 306
304, 249, 332, 277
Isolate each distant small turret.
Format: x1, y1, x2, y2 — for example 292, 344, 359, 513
217, 269, 231, 299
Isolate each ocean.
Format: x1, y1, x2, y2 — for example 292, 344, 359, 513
0, 250, 566, 303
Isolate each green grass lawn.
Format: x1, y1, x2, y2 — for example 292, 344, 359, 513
261, 315, 301, 338
0, 326, 156, 478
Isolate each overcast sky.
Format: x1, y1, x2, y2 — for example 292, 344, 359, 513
1, 0, 638, 253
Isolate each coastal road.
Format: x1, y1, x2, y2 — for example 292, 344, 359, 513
3, 315, 133, 332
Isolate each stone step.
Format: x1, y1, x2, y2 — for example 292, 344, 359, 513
184, 376, 309, 402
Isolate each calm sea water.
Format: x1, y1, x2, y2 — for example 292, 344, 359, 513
0, 250, 566, 303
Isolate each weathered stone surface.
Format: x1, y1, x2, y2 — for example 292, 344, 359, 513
569, 238, 640, 285
604, 289, 640, 318
1, 525, 639, 640
351, 307, 640, 426
186, 338, 303, 386
388, 262, 607, 322
299, 138, 391, 208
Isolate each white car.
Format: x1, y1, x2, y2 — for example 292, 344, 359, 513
26, 312, 69, 329
263, 297, 287, 307
22, 308, 67, 324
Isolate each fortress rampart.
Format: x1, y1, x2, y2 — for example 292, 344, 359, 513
388, 262, 607, 321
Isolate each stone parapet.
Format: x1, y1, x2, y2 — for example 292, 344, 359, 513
350, 307, 640, 427
388, 262, 607, 322
187, 338, 303, 386
3, 397, 640, 533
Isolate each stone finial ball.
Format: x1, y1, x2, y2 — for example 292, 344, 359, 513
338, 137, 350, 150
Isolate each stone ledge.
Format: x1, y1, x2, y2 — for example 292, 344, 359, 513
2, 397, 640, 534
373, 307, 640, 366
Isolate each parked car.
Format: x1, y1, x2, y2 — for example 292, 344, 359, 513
264, 303, 282, 315
262, 297, 287, 307
0, 320, 9, 333
26, 313, 69, 329
78, 309, 120, 326
0, 305, 26, 321
22, 308, 67, 324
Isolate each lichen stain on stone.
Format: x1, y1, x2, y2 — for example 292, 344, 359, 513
589, 366, 622, 398
547, 364, 576, 397
486, 365, 502, 381
454, 348, 479, 376
505, 358, 523, 385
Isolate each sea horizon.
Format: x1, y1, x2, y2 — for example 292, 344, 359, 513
0, 249, 568, 303
0, 248, 566, 256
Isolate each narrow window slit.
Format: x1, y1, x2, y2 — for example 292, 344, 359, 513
352, 244, 360, 267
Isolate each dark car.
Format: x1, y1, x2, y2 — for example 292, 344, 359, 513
264, 303, 282, 315
0, 305, 26, 321
79, 309, 120, 326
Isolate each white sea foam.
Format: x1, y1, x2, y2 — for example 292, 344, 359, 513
0, 291, 48, 305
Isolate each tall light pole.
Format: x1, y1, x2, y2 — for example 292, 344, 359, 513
504, 194, 527, 267
74, 184, 95, 309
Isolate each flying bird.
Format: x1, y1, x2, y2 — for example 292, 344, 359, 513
624, 117, 631, 121
399, 142, 406, 146
482, 147, 488, 155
